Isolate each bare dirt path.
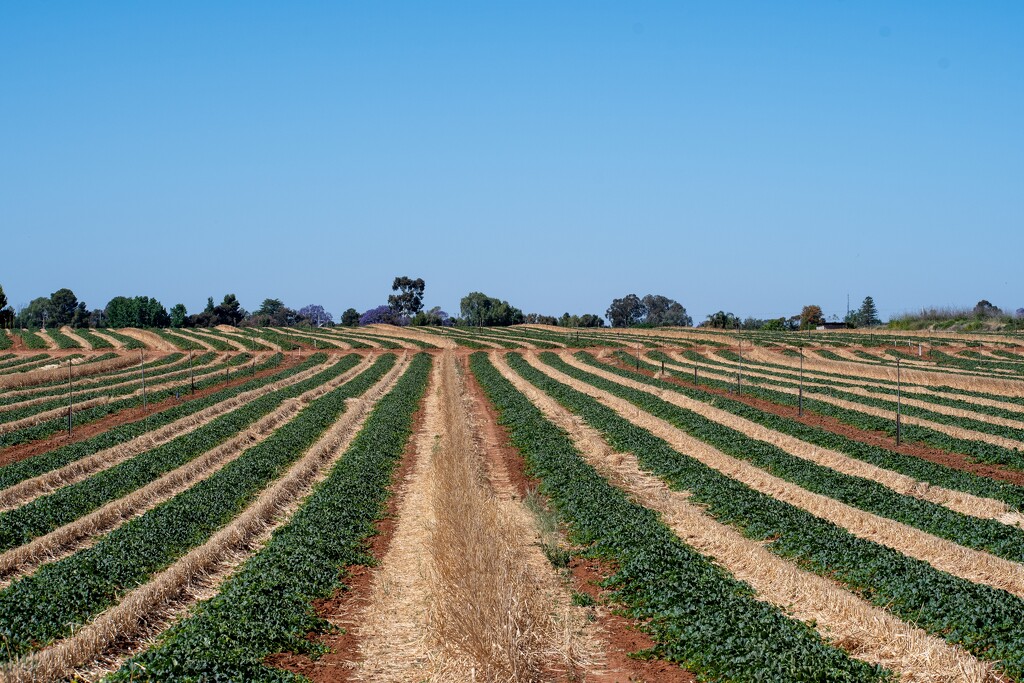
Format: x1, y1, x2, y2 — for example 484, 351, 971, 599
499, 353, 996, 682
286, 352, 594, 682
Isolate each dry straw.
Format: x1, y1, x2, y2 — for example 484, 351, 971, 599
498, 353, 1000, 683
0, 355, 410, 683
543, 353, 1024, 599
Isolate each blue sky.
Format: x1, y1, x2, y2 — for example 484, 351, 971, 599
2, 2, 1022, 323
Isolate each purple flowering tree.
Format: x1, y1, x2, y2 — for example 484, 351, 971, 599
359, 305, 401, 326
299, 304, 333, 327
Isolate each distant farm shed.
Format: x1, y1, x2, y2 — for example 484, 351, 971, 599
816, 322, 848, 330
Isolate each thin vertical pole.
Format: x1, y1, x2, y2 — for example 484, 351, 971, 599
737, 342, 742, 394
67, 359, 73, 436
140, 350, 148, 411
636, 345, 640, 370
896, 357, 902, 446
694, 365, 697, 385
799, 347, 804, 417
189, 351, 195, 394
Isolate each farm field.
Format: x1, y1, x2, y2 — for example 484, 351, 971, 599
2, 326, 1024, 681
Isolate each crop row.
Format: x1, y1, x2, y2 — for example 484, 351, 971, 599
656, 351, 1024, 470
0, 352, 291, 491
70, 329, 114, 350
0, 353, 198, 412
44, 329, 81, 349
111, 353, 432, 681
546, 353, 1024, 563
0, 355, 365, 554
18, 331, 49, 350
514, 353, 1024, 679
0, 354, 51, 373
0, 353, 397, 662
470, 352, 889, 682
708, 349, 1024, 413
626, 354, 1024, 510
0, 355, 254, 446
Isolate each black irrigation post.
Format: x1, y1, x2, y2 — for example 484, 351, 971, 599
896, 357, 902, 446
140, 350, 148, 411
694, 364, 697, 385
189, 351, 195, 394
67, 359, 73, 436
736, 341, 742, 394
798, 346, 804, 417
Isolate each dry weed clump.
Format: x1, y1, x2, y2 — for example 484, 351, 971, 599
429, 352, 571, 682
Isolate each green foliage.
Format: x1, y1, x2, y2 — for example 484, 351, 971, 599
110, 354, 431, 682
557, 353, 1024, 563
169, 303, 188, 328
0, 355, 364, 555
0, 354, 293, 491
0, 354, 396, 662
800, 304, 824, 330
44, 328, 82, 349
460, 291, 525, 326
518, 352, 1024, 678
72, 328, 114, 349
19, 329, 48, 349
470, 352, 888, 682
341, 307, 360, 326
606, 294, 645, 328
105, 296, 171, 328
388, 275, 426, 317
858, 296, 881, 326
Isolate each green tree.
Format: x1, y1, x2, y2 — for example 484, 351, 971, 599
16, 297, 53, 328
49, 288, 80, 326
460, 292, 524, 327
704, 311, 738, 329
388, 276, 426, 318
973, 300, 1001, 318
0, 285, 11, 328
858, 296, 880, 326
341, 308, 360, 327
606, 294, 646, 328
642, 294, 692, 327
214, 294, 245, 326
170, 304, 188, 328
799, 305, 824, 330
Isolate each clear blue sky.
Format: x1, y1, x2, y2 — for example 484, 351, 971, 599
3, 2, 1022, 323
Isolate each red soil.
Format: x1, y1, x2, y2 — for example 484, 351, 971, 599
0, 354, 302, 468
459, 356, 698, 683
611, 358, 1024, 488
265, 366, 432, 682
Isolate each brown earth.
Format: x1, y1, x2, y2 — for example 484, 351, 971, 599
0, 354, 302, 469
458, 354, 698, 683
265, 364, 431, 682
611, 357, 1024, 488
